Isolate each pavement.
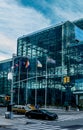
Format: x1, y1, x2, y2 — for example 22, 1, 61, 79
0, 116, 12, 126
0, 114, 23, 127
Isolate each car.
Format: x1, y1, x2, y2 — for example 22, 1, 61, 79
25, 109, 58, 120
12, 105, 31, 114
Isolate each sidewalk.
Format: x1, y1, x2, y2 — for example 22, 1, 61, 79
0, 114, 25, 127
0, 116, 12, 127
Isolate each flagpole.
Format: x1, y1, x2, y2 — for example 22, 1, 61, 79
45, 56, 47, 109
10, 54, 14, 119
18, 59, 20, 105
11, 54, 14, 106
26, 82, 28, 105
26, 69, 28, 105
35, 57, 37, 106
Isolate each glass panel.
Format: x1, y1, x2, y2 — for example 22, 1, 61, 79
75, 26, 83, 41
75, 79, 83, 90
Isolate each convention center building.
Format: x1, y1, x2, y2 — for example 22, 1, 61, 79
0, 19, 83, 107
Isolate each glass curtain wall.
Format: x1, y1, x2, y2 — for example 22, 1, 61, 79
17, 25, 63, 106
17, 21, 83, 106
0, 60, 12, 104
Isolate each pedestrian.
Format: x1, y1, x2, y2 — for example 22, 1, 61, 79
35, 104, 39, 109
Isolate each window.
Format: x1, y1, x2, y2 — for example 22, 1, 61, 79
75, 26, 83, 41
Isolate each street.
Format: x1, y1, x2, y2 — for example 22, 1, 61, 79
0, 107, 83, 130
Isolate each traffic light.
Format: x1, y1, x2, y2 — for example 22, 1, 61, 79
63, 76, 70, 84
66, 76, 70, 83
5, 96, 10, 101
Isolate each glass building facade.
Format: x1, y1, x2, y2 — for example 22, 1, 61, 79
0, 59, 12, 95
17, 21, 83, 106
0, 59, 12, 104
0, 20, 83, 107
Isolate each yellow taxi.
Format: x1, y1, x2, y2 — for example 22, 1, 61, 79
12, 104, 36, 114
12, 105, 30, 114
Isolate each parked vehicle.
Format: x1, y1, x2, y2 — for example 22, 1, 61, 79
25, 109, 58, 120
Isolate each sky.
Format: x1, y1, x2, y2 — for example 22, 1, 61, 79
0, 0, 83, 61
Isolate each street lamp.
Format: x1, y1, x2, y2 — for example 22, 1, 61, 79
7, 54, 15, 119
8, 72, 13, 106
8, 71, 13, 119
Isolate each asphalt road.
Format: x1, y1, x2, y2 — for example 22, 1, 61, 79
0, 107, 83, 130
